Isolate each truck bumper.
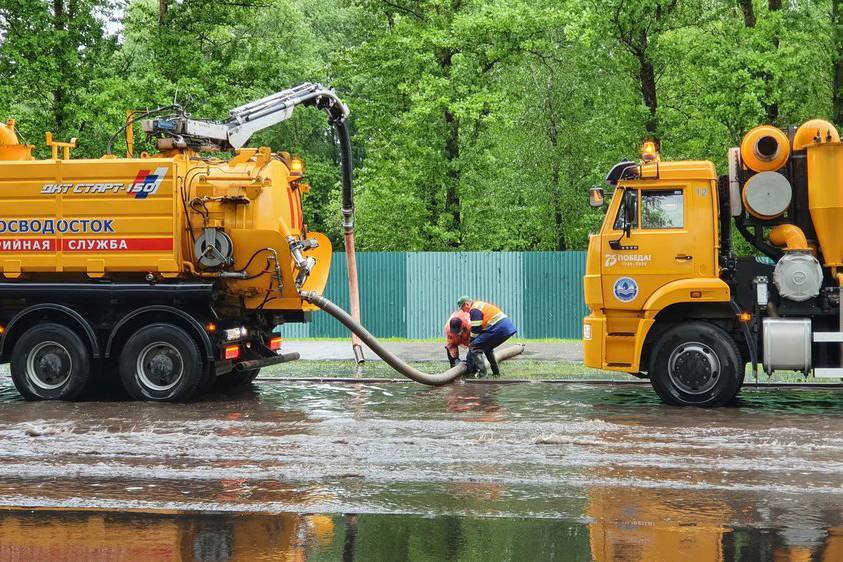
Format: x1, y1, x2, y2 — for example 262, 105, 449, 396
583, 313, 604, 369
234, 352, 300, 372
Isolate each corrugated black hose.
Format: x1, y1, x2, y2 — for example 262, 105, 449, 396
299, 291, 525, 386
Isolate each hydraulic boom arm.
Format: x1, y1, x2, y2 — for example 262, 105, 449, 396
142, 83, 349, 150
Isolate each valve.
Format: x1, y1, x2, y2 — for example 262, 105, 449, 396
287, 237, 319, 289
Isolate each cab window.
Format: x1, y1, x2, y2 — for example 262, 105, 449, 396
641, 189, 683, 229
612, 189, 638, 230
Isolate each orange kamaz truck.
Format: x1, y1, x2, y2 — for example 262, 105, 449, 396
584, 120, 843, 406
0, 84, 354, 402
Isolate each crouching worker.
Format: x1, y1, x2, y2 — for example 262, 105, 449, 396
457, 296, 517, 377
444, 310, 471, 367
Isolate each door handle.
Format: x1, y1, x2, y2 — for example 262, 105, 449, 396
675, 254, 693, 261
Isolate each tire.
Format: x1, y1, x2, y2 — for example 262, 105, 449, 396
216, 368, 260, 389
648, 321, 743, 407
119, 323, 205, 402
10, 323, 91, 401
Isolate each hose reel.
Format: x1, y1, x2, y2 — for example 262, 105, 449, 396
194, 228, 234, 269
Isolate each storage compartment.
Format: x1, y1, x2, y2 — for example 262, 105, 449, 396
762, 318, 811, 374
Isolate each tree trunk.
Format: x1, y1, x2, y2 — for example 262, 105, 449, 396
437, 47, 462, 243
52, 0, 67, 131
443, 108, 462, 242
765, 0, 782, 122
739, 0, 756, 27
545, 91, 566, 250
636, 33, 659, 143
159, 0, 169, 25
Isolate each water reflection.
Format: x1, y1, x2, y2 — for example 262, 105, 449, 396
1, 504, 842, 561
444, 384, 504, 421
588, 487, 843, 561
0, 510, 334, 561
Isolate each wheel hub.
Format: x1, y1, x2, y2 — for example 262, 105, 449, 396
667, 342, 720, 395
137, 342, 184, 392
26, 341, 73, 390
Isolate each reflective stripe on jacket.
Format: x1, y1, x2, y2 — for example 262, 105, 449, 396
469, 301, 507, 338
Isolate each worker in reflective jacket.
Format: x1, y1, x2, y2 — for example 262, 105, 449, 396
444, 310, 471, 367
457, 296, 518, 377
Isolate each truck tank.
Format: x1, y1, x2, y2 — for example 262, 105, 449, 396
0, 108, 330, 318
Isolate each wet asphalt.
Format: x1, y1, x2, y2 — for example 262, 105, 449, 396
0, 376, 841, 559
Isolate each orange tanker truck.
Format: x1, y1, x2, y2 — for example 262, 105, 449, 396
584, 119, 843, 406
0, 84, 351, 402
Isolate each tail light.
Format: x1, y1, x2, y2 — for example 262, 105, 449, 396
269, 336, 282, 351
224, 344, 241, 360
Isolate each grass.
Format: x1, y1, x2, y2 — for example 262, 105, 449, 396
263, 359, 607, 380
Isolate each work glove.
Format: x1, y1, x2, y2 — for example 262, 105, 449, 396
446, 348, 457, 368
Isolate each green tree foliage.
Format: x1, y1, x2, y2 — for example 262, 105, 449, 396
0, 0, 837, 250
0, 0, 120, 155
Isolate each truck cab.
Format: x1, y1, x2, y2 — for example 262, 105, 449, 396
583, 153, 743, 406
585, 121, 843, 407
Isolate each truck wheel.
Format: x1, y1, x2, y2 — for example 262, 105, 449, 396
649, 322, 742, 407
119, 324, 204, 402
10, 323, 90, 401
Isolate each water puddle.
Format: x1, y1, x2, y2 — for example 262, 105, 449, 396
0, 376, 840, 559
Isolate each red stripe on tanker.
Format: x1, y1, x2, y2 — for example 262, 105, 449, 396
0, 237, 173, 252
0, 238, 55, 252
61, 238, 173, 252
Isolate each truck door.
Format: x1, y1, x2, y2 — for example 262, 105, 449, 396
601, 183, 708, 310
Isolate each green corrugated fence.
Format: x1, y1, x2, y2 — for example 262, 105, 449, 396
278, 251, 588, 339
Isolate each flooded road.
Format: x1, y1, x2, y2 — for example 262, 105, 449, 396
0, 377, 841, 560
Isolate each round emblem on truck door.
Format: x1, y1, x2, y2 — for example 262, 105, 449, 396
613, 277, 638, 303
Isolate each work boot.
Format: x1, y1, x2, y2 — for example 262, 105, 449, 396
485, 350, 500, 377
468, 349, 487, 378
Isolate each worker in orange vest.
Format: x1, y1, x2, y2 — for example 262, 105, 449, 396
457, 296, 517, 377
444, 310, 471, 367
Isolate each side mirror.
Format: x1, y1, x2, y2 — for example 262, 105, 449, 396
588, 186, 605, 207
622, 192, 634, 238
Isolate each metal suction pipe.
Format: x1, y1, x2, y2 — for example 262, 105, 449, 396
768, 224, 810, 252
300, 291, 525, 386
333, 117, 365, 364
